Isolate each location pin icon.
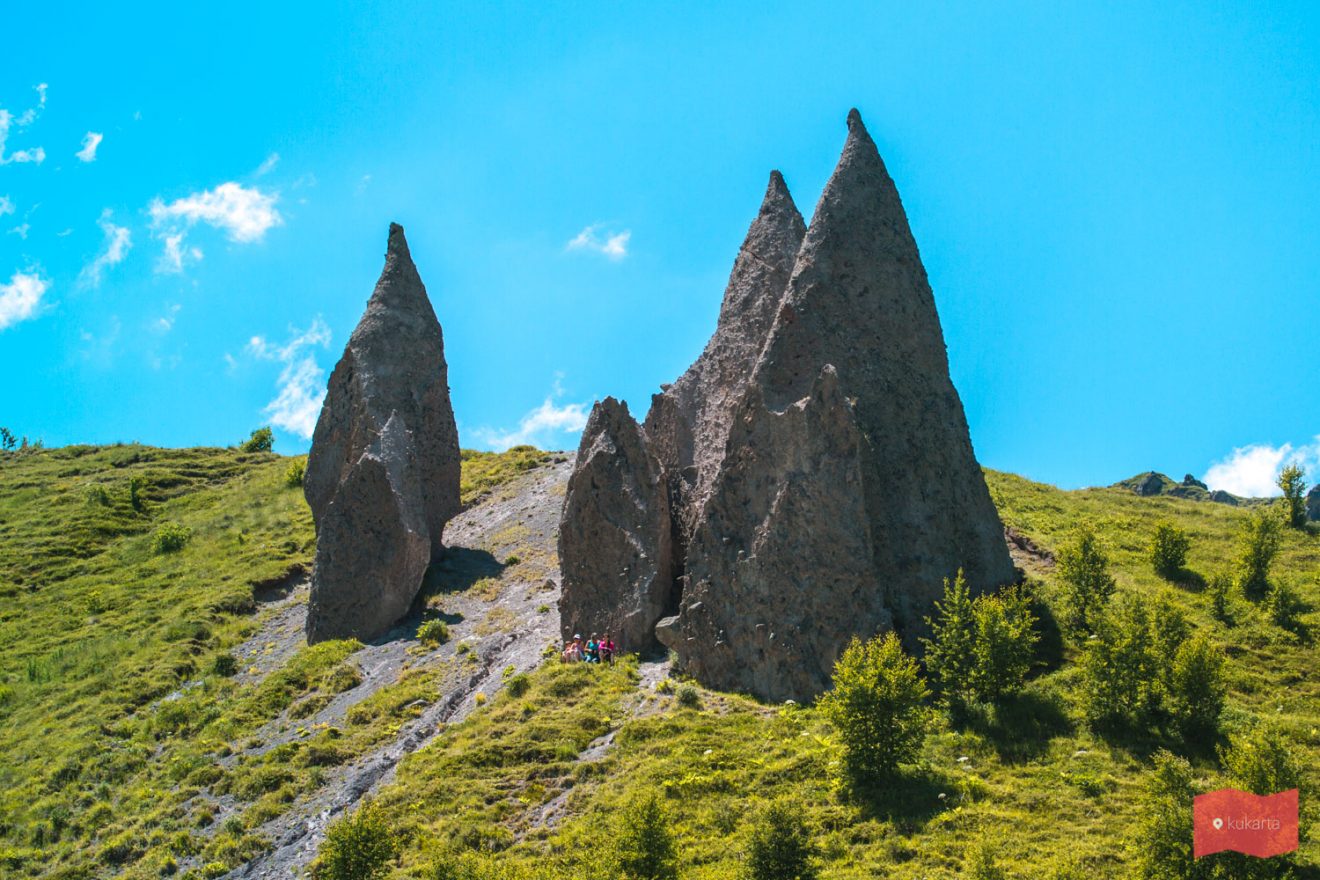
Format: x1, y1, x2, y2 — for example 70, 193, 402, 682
1213, 818, 1224, 830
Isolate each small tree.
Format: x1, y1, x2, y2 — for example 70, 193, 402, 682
820, 632, 929, 785
1207, 571, 1233, 623
921, 570, 976, 701
969, 587, 1038, 702
614, 792, 678, 880
1127, 750, 1196, 880
285, 458, 306, 488
1266, 581, 1303, 632
1166, 635, 1226, 741
315, 803, 397, 880
1057, 526, 1115, 636
0, 427, 14, 451
1236, 511, 1281, 599
240, 426, 275, 453
744, 799, 818, 880
1079, 596, 1159, 725
1277, 463, 1308, 529
966, 838, 1008, 880
1220, 722, 1301, 796
1150, 521, 1191, 580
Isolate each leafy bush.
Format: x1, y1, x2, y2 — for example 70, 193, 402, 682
819, 632, 929, 784
211, 654, 238, 677
676, 683, 701, 709
1208, 571, 1233, 622
1165, 635, 1226, 741
966, 838, 1008, 880
418, 619, 450, 646
1150, 521, 1190, 579
1127, 750, 1196, 880
924, 573, 1037, 704
1266, 580, 1303, 632
1057, 526, 1115, 636
1220, 722, 1301, 794
745, 799, 818, 880
284, 458, 306, 488
1236, 510, 1281, 599
1079, 596, 1160, 726
240, 427, 275, 453
129, 474, 147, 511
314, 803, 397, 880
151, 522, 193, 555
614, 792, 677, 880
1277, 463, 1308, 529
84, 483, 111, 506
505, 674, 530, 698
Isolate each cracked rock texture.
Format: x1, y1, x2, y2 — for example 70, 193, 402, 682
562, 110, 1014, 700
304, 223, 461, 643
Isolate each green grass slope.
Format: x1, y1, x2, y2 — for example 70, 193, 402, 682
0, 447, 1315, 879
0, 443, 551, 879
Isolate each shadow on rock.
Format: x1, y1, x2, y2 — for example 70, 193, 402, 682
425, 547, 506, 594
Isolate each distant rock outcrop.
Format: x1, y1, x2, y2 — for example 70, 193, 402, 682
1308, 485, 1320, 522
305, 224, 461, 643
560, 110, 1015, 700
1112, 471, 1255, 507
558, 398, 673, 653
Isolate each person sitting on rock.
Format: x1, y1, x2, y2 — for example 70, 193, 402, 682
600, 633, 616, 665
586, 634, 600, 664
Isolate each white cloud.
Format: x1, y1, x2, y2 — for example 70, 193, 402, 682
157, 232, 203, 274
152, 304, 181, 334
0, 85, 49, 165
78, 210, 132, 288
247, 318, 332, 439
76, 131, 103, 163
566, 224, 631, 261
474, 376, 590, 451
9, 223, 29, 240
0, 196, 12, 216
149, 182, 281, 272
254, 152, 279, 176
1204, 438, 1320, 498
0, 270, 49, 330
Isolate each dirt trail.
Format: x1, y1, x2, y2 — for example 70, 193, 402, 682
215, 456, 574, 879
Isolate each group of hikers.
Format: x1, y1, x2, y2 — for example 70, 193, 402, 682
560, 632, 617, 664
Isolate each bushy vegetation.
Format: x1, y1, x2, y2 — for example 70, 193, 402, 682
460, 445, 555, 505
614, 792, 678, 880
1150, 520, 1191, 579
418, 619, 450, 646
923, 571, 1037, 705
151, 520, 193, 554
744, 799, 818, 880
818, 632, 929, 785
314, 803, 398, 880
239, 427, 275, 454
1056, 525, 1116, 635
284, 457, 306, 488
1277, 463, 1308, 529
1236, 509, 1282, 598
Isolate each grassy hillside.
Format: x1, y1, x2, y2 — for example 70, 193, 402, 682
0, 446, 1315, 878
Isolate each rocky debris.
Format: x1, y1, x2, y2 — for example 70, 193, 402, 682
558, 398, 673, 654
562, 109, 1015, 701
304, 223, 461, 643
1182, 473, 1208, 490
1307, 485, 1320, 522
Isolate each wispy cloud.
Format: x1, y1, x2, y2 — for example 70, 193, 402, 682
254, 152, 279, 177
0, 270, 50, 330
152, 304, 181, 334
566, 224, 631, 261
0, 84, 48, 165
149, 181, 282, 272
8, 223, 29, 240
473, 375, 590, 451
76, 131, 103, 163
78, 210, 132, 288
1204, 438, 1320, 497
247, 318, 332, 439
0, 196, 12, 217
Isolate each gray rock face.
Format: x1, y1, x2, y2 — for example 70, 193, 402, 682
561, 110, 1014, 700
1308, 485, 1320, 522
304, 223, 461, 643
558, 398, 673, 654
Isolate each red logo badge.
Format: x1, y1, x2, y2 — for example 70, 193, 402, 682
1193, 788, 1299, 858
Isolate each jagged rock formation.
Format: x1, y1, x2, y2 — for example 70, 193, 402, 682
1308, 485, 1320, 522
1111, 471, 1269, 507
558, 398, 672, 653
560, 110, 1015, 700
304, 223, 461, 643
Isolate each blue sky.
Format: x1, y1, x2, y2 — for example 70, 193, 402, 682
2, 1, 1317, 492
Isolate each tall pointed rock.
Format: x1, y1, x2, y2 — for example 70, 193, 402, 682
642, 171, 806, 552
304, 223, 461, 643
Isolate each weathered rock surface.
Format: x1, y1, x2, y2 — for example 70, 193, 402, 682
562, 110, 1015, 700
304, 223, 461, 643
1308, 485, 1320, 522
558, 398, 673, 653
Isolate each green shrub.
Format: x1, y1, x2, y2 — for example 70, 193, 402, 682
1220, 722, 1301, 794
151, 522, 193, 555
1079, 596, 1159, 725
505, 674, 531, 698
314, 803, 397, 880
676, 683, 701, 709
284, 458, 306, 488
84, 483, 111, 506
1150, 521, 1190, 579
1277, 463, 1308, 529
1057, 526, 1115, 636
1127, 750, 1196, 880
819, 632, 929, 784
1208, 571, 1233, 622
240, 427, 274, 454
745, 799, 818, 880
129, 474, 147, 511
418, 619, 450, 646
966, 838, 1008, 880
1266, 580, 1303, 631
614, 792, 677, 880
211, 654, 238, 677
1236, 510, 1281, 599
924, 573, 1037, 704
1165, 635, 1226, 741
